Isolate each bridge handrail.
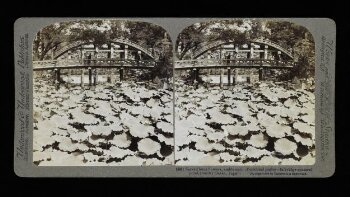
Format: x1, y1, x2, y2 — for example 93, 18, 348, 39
81, 58, 155, 61
174, 58, 295, 68
54, 40, 85, 57
54, 38, 154, 60
33, 60, 58, 63
191, 38, 294, 59
192, 40, 228, 58
115, 38, 153, 55
252, 38, 293, 58
175, 58, 295, 63
33, 58, 156, 68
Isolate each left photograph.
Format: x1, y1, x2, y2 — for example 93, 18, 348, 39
32, 20, 174, 166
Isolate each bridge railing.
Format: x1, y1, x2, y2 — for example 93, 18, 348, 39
174, 58, 295, 68
82, 58, 156, 67
33, 60, 58, 67
54, 38, 154, 59
192, 40, 227, 58
33, 58, 156, 69
191, 38, 294, 59
115, 38, 154, 56
252, 38, 293, 58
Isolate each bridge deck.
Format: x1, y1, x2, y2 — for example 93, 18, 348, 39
33, 59, 156, 71
174, 59, 294, 70
174, 65, 293, 70
33, 64, 155, 71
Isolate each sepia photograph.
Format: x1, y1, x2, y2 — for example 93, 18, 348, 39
32, 18, 316, 167
174, 19, 315, 165
32, 20, 174, 166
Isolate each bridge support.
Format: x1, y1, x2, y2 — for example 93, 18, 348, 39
67, 69, 71, 88
124, 45, 128, 60
93, 69, 98, 86
119, 68, 124, 81
107, 71, 112, 83
259, 67, 264, 81
57, 69, 61, 83
227, 67, 231, 86
80, 46, 84, 64
54, 68, 61, 84
250, 43, 254, 58
220, 69, 224, 89
80, 69, 84, 88
196, 68, 200, 82
192, 68, 197, 83
53, 69, 57, 85
88, 67, 92, 86
264, 45, 268, 59
232, 69, 236, 86
288, 70, 293, 81
192, 68, 200, 84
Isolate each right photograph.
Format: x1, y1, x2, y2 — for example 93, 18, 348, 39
174, 19, 315, 165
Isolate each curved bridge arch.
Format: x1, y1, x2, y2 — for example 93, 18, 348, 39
53, 38, 154, 59
192, 38, 294, 60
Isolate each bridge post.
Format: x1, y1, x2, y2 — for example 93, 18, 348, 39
93, 69, 98, 86
232, 69, 236, 86
80, 69, 84, 88
54, 68, 61, 84
250, 43, 254, 58
259, 67, 264, 81
196, 68, 200, 82
278, 51, 282, 60
227, 67, 231, 86
264, 45, 268, 60
124, 45, 128, 60
119, 68, 124, 81
107, 71, 112, 83
51, 50, 54, 60
80, 46, 84, 64
220, 69, 224, 89
138, 50, 142, 60
288, 69, 293, 81
67, 69, 71, 88
88, 67, 92, 86
53, 68, 58, 85
57, 69, 61, 83
192, 68, 197, 83
111, 47, 115, 59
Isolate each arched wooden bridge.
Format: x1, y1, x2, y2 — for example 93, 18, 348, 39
175, 38, 296, 85
33, 38, 158, 86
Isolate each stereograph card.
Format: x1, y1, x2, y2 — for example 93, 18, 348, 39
14, 18, 335, 177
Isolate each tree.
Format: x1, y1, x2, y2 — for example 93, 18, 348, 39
151, 34, 173, 79
176, 20, 250, 60
125, 21, 166, 49
176, 22, 212, 60
33, 22, 72, 60
68, 20, 109, 47
293, 35, 315, 78
108, 20, 129, 40
265, 21, 315, 78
